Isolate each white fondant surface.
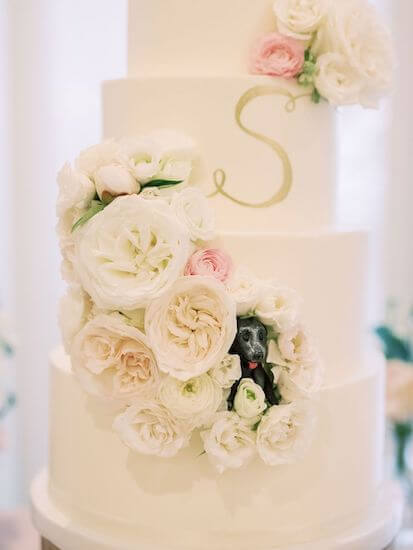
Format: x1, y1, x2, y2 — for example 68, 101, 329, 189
103, 76, 336, 233
128, 0, 275, 77
44, 348, 387, 550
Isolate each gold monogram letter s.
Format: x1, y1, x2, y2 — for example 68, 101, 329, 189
209, 86, 309, 209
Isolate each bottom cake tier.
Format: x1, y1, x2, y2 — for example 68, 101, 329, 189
31, 348, 402, 550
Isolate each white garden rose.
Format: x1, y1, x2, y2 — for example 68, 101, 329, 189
58, 286, 92, 353
257, 401, 315, 465
113, 401, 191, 458
76, 141, 138, 201
274, 360, 323, 402
57, 163, 96, 217
171, 187, 215, 242
71, 313, 161, 400
158, 373, 222, 428
201, 411, 256, 473
315, 53, 363, 106
234, 379, 267, 419
145, 276, 237, 381
273, 0, 328, 40
209, 354, 242, 389
226, 268, 263, 316
74, 194, 190, 310
255, 284, 300, 332
277, 325, 316, 364
314, 0, 393, 107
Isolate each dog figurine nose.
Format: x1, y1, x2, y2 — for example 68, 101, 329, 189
254, 350, 264, 361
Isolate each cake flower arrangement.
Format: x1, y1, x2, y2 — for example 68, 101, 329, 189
251, 0, 393, 107
58, 133, 323, 473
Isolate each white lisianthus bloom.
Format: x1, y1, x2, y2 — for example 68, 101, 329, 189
58, 287, 92, 354
71, 313, 161, 400
201, 412, 256, 473
209, 354, 242, 389
315, 53, 363, 106
57, 163, 96, 218
234, 379, 267, 419
255, 284, 300, 332
314, 0, 393, 108
76, 141, 138, 201
277, 325, 316, 364
74, 194, 190, 311
273, 0, 328, 40
145, 276, 237, 381
171, 187, 215, 242
158, 373, 222, 428
257, 401, 315, 466
113, 402, 191, 458
226, 267, 263, 316
276, 359, 323, 402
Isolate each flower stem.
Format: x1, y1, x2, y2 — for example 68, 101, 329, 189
394, 421, 413, 477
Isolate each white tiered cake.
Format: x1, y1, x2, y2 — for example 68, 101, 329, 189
32, 1, 403, 549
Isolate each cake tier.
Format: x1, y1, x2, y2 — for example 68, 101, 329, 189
128, 0, 275, 77
103, 76, 336, 233
47, 348, 385, 550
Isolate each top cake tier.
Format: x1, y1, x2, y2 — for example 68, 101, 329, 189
128, 0, 275, 76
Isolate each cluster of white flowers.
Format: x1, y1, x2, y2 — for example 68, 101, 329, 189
58, 136, 323, 471
267, 0, 393, 107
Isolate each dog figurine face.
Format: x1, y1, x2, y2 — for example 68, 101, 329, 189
231, 317, 268, 364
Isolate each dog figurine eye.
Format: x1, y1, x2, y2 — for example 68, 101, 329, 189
258, 330, 265, 342
241, 330, 250, 342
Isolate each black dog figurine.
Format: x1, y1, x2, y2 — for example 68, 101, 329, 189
227, 316, 280, 411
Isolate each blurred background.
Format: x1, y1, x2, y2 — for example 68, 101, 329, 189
0, 0, 412, 544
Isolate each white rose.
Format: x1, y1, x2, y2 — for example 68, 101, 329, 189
273, 0, 328, 40
201, 411, 256, 473
58, 287, 92, 353
158, 373, 222, 428
76, 141, 137, 200
209, 354, 242, 389
226, 268, 263, 316
277, 325, 315, 364
71, 313, 161, 400
234, 379, 267, 419
315, 53, 364, 106
255, 284, 300, 332
314, 0, 393, 107
257, 401, 315, 466
57, 163, 96, 217
274, 360, 323, 402
145, 276, 237, 381
171, 187, 215, 242
74, 194, 190, 310
113, 402, 191, 458
387, 360, 413, 423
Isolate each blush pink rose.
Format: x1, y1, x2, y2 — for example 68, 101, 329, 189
185, 249, 233, 283
250, 32, 305, 79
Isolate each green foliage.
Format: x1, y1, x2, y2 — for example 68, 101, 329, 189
71, 200, 105, 232
143, 179, 183, 189
375, 325, 412, 362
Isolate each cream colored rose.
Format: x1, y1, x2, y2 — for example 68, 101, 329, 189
57, 163, 96, 217
201, 412, 256, 473
158, 374, 222, 428
58, 286, 92, 354
74, 194, 190, 311
113, 402, 191, 458
387, 360, 413, 423
255, 284, 300, 332
71, 313, 161, 400
277, 325, 315, 364
226, 267, 263, 316
209, 354, 242, 389
273, 0, 328, 40
171, 187, 215, 242
234, 379, 267, 419
315, 53, 363, 106
145, 276, 237, 381
257, 401, 315, 465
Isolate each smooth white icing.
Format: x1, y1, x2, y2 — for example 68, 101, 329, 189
47, 348, 385, 549
128, 0, 275, 77
103, 76, 336, 233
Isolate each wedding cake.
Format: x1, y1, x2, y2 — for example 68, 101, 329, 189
32, 1, 403, 549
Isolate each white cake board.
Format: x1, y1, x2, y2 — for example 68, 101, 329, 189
31, 470, 403, 550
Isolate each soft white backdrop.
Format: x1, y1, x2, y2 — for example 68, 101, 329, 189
0, 0, 411, 507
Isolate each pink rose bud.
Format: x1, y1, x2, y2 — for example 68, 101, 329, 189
185, 249, 233, 283
250, 32, 305, 79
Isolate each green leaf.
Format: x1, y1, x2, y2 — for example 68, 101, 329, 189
71, 200, 105, 232
251, 419, 261, 432
375, 326, 411, 362
143, 179, 184, 189
311, 88, 321, 104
